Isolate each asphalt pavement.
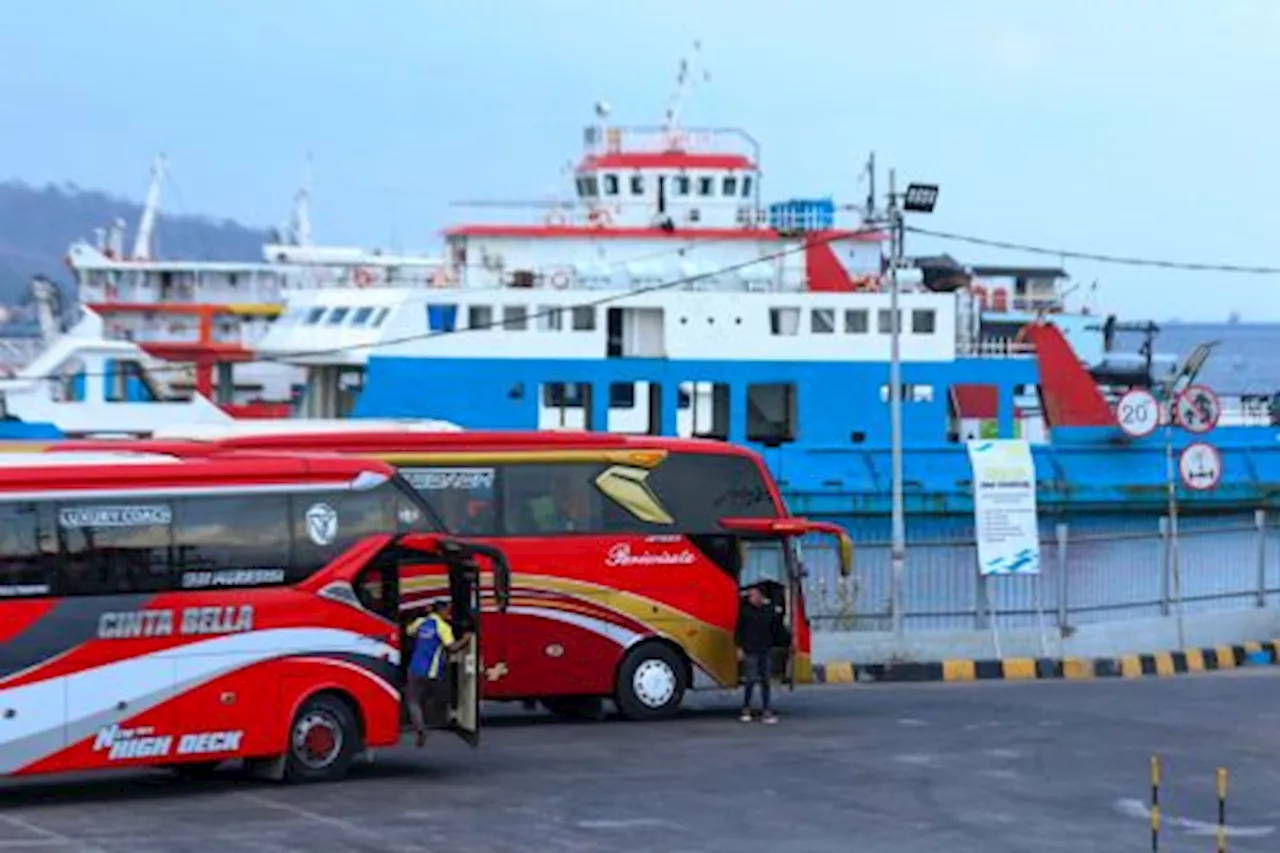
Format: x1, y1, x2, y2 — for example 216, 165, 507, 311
4, 671, 1280, 852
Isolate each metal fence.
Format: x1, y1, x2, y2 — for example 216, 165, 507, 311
803, 511, 1275, 633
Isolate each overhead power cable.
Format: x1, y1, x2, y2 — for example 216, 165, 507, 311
904, 225, 1280, 275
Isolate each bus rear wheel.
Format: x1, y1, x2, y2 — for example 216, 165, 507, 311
285, 693, 360, 784
615, 643, 686, 721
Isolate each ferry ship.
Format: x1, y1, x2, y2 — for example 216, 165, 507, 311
5, 65, 1278, 524
244, 92, 1280, 522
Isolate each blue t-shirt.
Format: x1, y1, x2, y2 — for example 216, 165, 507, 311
407, 613, 454, 679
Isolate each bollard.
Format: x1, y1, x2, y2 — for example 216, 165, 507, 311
1150, 755, 1161, 852
1217, 767, 1228, 853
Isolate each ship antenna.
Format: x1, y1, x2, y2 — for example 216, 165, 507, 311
290, 153, 314, 247
131, 153, 168, 261
662, 40, 709, 149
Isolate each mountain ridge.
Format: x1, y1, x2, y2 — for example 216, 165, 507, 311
0, 178, 270, 304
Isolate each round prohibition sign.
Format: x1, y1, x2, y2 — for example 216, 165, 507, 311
1178, 441, 1222, 491
1174, 384, 1221, 434
1115, 388, 1160, 438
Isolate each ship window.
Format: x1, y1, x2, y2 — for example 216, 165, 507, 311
811, 308, 835, 334
583, 175, 599, 197
678, 381, 731, 440
426, 303, 458, 333
609, 382, 636, 409
768, 307, 800, 336
746, 383, 798, 445
371, 307, 391, 327
575, 177, 587, 197
603, 174, 620, 196
880, 384, 935, 404
502, 305, 528, 331
305, 307, 326, 325
351, 307, 374, 326
537, 306, 564, 331
845, 309, 869, 334
877, 309, 902, 334
722, 176, 738, 197
912, 309, 936, 334
742, 176, 754, 197
327, 307, 351, 326
571, 306, 597, 331
468, 305, 493, 330
630, 174, 645, 195
675, 175, 691, 196
698, 176, 715, 196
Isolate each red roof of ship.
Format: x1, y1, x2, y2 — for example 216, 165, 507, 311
443, 225, 884, 242
578, 152, 756, 171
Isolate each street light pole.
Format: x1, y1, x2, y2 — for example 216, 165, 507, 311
887, 169, 906, 643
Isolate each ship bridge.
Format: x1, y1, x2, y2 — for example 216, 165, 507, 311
572, 125, 762, 231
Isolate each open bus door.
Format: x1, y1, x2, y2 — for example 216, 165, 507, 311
365, 535, 511, 748
720, 517, 854, 689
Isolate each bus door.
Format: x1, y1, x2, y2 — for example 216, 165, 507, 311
738, 537, 798, 687
356, 538, 510, 747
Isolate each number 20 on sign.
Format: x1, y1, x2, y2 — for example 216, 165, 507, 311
1116, 389, 1161, 438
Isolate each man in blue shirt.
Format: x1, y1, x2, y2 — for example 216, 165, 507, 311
406, 600, 471, 747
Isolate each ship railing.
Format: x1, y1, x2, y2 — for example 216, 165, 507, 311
580, 125, 759, 160
1217, 395, 1277, 427
954, 338, 1037, 358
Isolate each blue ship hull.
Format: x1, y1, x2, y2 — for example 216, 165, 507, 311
354, 354, 1280, 517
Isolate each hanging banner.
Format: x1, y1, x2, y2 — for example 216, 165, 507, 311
966, 439, 1041, 575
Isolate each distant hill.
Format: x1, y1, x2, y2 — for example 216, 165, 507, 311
0, 179, 270, 304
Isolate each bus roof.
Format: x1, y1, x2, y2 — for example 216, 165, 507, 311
151, 418, 464, 440
183, 430, 759, 458
0, 451, 181, 467
0, 450, 400, 499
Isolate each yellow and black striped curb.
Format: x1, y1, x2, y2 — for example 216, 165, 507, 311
813, 640, 1280, 684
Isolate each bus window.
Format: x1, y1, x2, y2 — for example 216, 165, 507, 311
503, 464, 602, 534
0, 503, 52, 598
172, 495, 291, 589
290, 487, 399, 578
740, 539, 789, 588
400, 466, 496, 535
58, 500, 175, 595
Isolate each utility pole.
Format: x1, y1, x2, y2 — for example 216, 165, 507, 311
887, 169, 906, 643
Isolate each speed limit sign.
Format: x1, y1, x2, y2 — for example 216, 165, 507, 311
1115, 388, 1160, 438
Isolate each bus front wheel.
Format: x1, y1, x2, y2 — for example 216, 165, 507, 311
615, 643, 686, 720
285, 693, 360, 783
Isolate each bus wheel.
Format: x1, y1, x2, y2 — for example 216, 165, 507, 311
615, 643, 686, 721
285, 694, 359, 783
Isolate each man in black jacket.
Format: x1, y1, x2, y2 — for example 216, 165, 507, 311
735, 585, 786, 724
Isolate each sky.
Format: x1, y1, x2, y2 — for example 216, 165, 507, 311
2, 0, 1279, 322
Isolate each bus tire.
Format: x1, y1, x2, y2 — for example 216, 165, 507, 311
615, 642, 686, 721
284, 693, 361, 784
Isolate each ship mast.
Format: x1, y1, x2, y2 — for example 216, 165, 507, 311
289, 154, 314, 247
662, 40, 709, 148
131, 154, 168, 260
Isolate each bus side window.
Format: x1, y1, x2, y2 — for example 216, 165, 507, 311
0, 503, 54, 597
398, 466, 497, 535
289, 487, 397, 580
57, 500, 174, 595
502, 464, 602, 534
171, 495, 291, 589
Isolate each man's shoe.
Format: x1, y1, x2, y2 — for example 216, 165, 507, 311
739, 709, 753, 723
414, 730, 426, 747
761, 711, 778, 724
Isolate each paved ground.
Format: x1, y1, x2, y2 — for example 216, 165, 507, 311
4, 672, 1280, 852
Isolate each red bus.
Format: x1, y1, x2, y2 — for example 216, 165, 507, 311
50, 432, 853, 720
0, 450, 510, 783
